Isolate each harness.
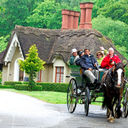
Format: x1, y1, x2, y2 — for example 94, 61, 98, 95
106, 67, 124, 88
108, 68, 115, 84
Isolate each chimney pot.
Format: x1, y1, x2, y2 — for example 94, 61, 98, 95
62, 9, 70, 15
62, 10, 80, 30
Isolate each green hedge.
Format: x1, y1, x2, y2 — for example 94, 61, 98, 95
2, 81, 68, 92
4, 81, 29, 86
0, 85, 14, 89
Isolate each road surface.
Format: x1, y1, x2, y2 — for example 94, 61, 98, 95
0, 90, 127, 128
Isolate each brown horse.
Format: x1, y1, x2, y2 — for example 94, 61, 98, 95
101, 62, 126, 122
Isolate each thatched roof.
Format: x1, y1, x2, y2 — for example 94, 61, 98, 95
0, 50, 5, 63
0, 25, 125, 64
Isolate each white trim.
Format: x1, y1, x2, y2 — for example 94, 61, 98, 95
4, 33, 24, 63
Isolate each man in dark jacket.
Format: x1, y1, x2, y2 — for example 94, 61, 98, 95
79, 49, 99, 85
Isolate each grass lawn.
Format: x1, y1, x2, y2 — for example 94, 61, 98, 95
0, 88, 103, 105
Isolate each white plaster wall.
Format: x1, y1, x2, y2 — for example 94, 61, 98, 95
2, 66, 8, 84
65, 64, 71, 83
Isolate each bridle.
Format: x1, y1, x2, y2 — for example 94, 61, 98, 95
108, 65, 125, 88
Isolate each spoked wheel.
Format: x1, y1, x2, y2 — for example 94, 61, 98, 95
84, 86, 90, 116
123, 88, 128, 118
67, 78, 77, 113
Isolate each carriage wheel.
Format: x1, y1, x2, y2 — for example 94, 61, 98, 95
67, 78, 77, 113
123, 88, 128, 118
84, 87, 90, 116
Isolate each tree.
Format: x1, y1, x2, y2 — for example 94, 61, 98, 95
26, 0, 72, 29
0, 0, 41, 36
92, 15, 128, 51
19, 44, 45, 90
0, 35, 10, 52
98, 0, 128, 24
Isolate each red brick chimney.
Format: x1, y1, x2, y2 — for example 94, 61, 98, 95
74, 12, 80, 29
79, 2, 93, 29
62, 10, 69, 30
68, 11, 75, 29
62, 9, 80, 30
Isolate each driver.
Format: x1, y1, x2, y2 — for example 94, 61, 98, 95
79, 49, 99, 86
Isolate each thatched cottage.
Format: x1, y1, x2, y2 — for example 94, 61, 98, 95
0, 2, 124, 84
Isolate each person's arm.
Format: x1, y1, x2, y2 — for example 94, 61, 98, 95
69, 56, 75, 65
75, 58, 81, 66
91, 55, 98, 67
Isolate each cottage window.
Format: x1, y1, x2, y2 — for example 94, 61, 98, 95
55, 67, 64, 83
37, 70, 42, 82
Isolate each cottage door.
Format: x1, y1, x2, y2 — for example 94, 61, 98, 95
19, 69, 24, 81
14, 58, 24, 81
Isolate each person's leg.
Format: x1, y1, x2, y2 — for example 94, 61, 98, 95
84, 70, 96, 84
92, 70, 99, 81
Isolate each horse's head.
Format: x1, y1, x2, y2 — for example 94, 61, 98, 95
111, 62, 126, 88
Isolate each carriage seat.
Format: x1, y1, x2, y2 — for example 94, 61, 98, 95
69, 65, 82, 77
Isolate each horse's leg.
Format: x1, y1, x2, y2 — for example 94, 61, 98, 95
112, 97, 118, 118
106, 108, 110, 118
115, 94, 122, 118
107, 108, 115, 123
106, 97, 115, 123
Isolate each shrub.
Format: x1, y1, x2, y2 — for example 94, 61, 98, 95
14, 84, 29, 90
0, 85, 14, 89
36, 82, 68, 92
4, 81, 28, 86
3, 81, 68, 92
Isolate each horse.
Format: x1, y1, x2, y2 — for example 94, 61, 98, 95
101, 62, 127, 122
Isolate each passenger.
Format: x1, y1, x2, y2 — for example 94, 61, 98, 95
78, 50, 84, 57
96, 51, 104, 66
100, 46, 108, 56
79, 49, 99, 86
75, 50, 84, 66
101, 47, 121, 69
69, 48, 78, 65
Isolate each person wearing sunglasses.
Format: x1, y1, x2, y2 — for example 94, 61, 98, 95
96, 51, 104, 66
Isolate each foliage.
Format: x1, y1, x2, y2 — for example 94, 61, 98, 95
115, 45, 128, 59
26, 0, 72, 29
36, 82, 68, 92
4, 81, 28, 86
0, 35, 10, 52
92, 15, 128, 52
19, 44, 45, 90
98, 0, 128, 24
0, 0, 41, 36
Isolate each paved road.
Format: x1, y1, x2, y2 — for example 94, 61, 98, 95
0, 90, 127, 128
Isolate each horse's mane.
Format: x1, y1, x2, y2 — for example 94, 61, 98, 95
115, 62, 124, 70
